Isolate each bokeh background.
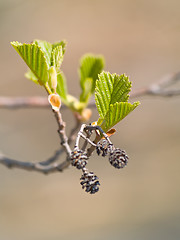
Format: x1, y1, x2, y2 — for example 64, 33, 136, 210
0, 0, 180, 239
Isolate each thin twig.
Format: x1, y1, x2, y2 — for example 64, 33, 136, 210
0, 71, 180, 174
0, 71, 179, 110
39, 148, 64, 166
79, 133, 97, 147
0, 96, 68, 109
0, 96, 49, 109
81, 128, 92, 151
53, 117, 82, 169
0, 110, 81, 173
52, 109, 72, 157
0, 109, 73, 173
131, 71, 180, 98
85, 125, 113, 145
74, 124, 86, 149
0, 153, 68, 174
75, 124, 97, 148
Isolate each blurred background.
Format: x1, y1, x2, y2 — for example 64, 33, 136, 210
0, 0, 180, 239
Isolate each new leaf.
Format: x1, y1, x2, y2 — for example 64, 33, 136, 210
95, 71, 140, 132
11, 41, 49, 84
11, 40, 67, 87
79, 54, 105, 103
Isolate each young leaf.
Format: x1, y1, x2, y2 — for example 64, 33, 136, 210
51, 45, 63, 71
34, 39, 67, 69
79, 78, 93, 103
33, 40, 52, 66
79, 54, 105, 102
56, 72, 68, 101
11, 41, 49, 84
48, 66, 57, 92
101, 102, 140, 132
12, 40, 67, 87
52, 40, 67, 55
95, 71, 140, 132
95, 72, 132, 119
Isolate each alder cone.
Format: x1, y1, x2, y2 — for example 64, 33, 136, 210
80, 169, 100, 194
109, 148, 128, 169
71, 150, 88, 169
96, 139, 114, 157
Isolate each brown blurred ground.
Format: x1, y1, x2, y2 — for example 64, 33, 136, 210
0, 0, 180, 239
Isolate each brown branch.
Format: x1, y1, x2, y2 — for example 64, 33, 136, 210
46, 113, 81, 170
52, 109, 72, 157
0, 106, 82, 173
39, 148, 64, 166
131, 71, 180, 98
0, 118, 81, 173
0, 96, 49, 109
0, 71, 179, 110
0, 153, 69, 174
0, 96, 70, 109
0, 110, 74, 173
0, 71, 180, 174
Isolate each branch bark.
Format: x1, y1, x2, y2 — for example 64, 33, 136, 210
0, 71, 179, 109
0, 153, 69, 174
130, 71, 180, 98
0, 71, 180, 173
0, 118, 81, 173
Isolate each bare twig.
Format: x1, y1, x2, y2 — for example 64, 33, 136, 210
50, 116, 82, 170
0, 96, 49, 109
74, 124, 97, 150
0, 71, 180, 174
40, 117, 81, 165
39, 148, 64, 166
131, 71, 180, 98
0, 108, 73, 173
0, 117, 80, 173
0, 153, 69, 174
52, 109, 71, 156
0, 72, 179, 110
0, 96, 69, 109
81, 128, 92, 151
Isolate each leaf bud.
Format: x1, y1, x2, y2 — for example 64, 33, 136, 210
48, 93, 61, 112
49, 66, 57, 93
81, 108, 92, 122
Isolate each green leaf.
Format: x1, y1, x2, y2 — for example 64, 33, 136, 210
33, 40, 52, 66
34, 40, 66, 70
100, 102, 140, 132
79, 78, 93, 103
79, 54, 105, 102
95, 71, 140, 132
51, 45, 63, 71
95, 72, 132, 119
56, 72, 68, 101
11, 41, 49, 84
52, 40, 67, 55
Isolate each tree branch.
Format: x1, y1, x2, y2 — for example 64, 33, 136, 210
130, 71, 180, 98
0, 71, 179, 174
0, 71, 179, 110
0, 152, 69, 174
52, 109, 72, 157
0, 117, 82, 173
0, 96, 49, 109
